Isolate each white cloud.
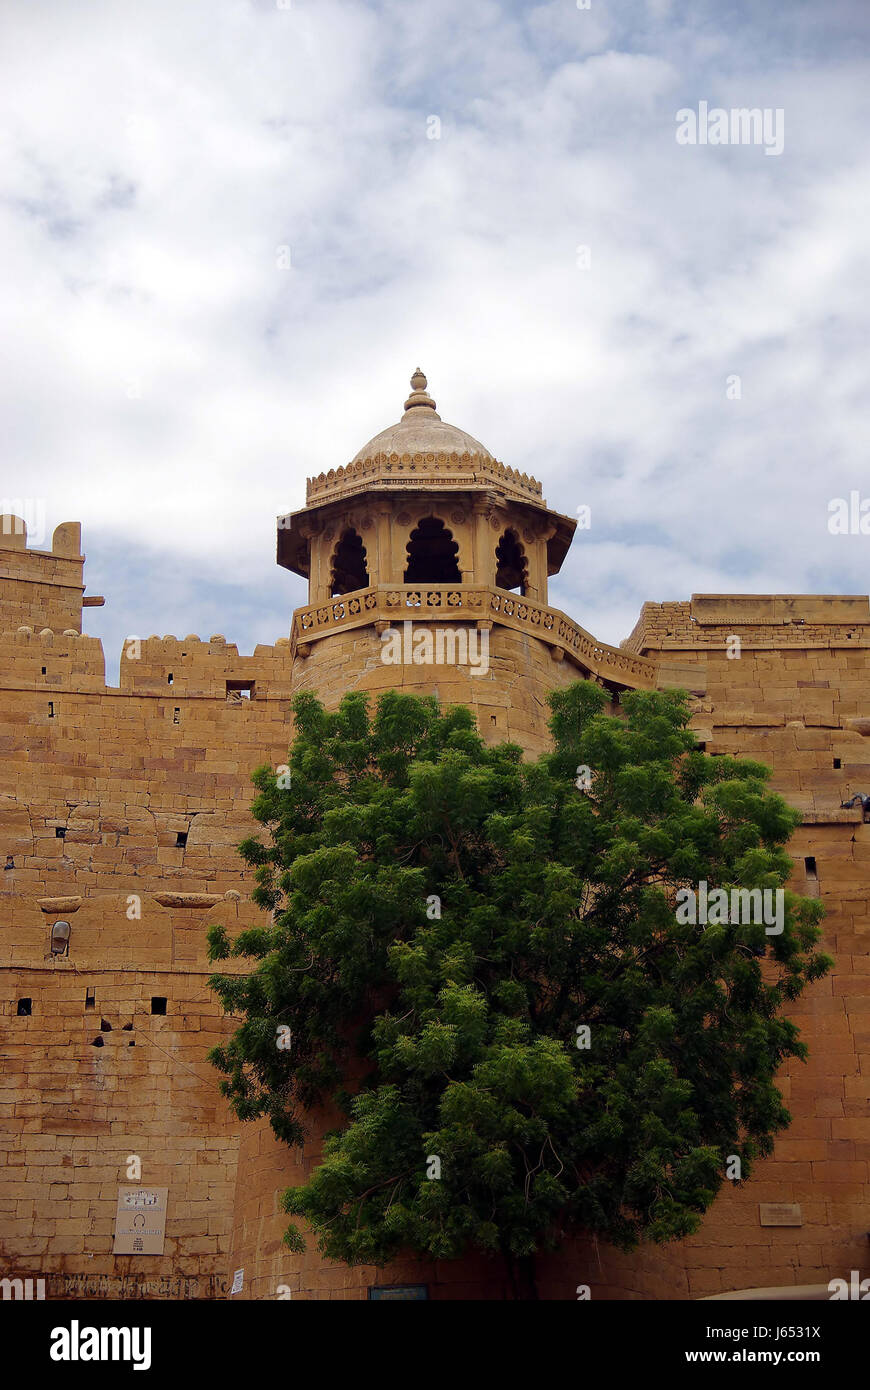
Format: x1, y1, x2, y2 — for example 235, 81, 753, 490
1, 0, 868, 668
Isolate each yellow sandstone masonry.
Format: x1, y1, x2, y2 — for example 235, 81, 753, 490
1, 374, 868, 1300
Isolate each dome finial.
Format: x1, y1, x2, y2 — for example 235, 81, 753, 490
404, 367, 437, 414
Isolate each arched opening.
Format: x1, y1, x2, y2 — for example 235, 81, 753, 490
330, 528, 369, 595
403, 516, 461, 584
495, 529, 528, 595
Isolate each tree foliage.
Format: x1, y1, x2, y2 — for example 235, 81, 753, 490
207, 682, 830, 1269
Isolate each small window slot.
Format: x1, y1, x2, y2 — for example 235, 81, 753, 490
50, 920, 71, 956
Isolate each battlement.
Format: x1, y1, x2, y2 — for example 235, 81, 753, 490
0, 514, 81, 558
0, 625, 107, 688
0, 516, 96, 635
623, 594, 870, 654
118, 633, 295, 698
0, 626, 304, 701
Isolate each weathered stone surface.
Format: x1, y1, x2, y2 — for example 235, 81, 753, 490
153, 893, 224, 909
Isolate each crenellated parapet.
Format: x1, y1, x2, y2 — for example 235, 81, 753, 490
0, 516, 96, 635
118, 633, 296, 698
0, 625, 106, 688
622, 594, 870, 654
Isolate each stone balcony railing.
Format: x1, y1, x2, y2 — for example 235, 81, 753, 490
291, 583, 658, 690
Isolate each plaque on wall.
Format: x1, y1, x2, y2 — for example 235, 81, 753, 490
759, 1202, 802, 1227
368, 1284, 429, 1300
113, 1187, 168, 1255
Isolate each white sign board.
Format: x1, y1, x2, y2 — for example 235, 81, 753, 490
113, 1187, 168, 1255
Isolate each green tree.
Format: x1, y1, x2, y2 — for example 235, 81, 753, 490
207, 683, 830, 1296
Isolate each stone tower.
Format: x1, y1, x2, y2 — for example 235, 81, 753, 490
225, 373, 663, 1299
275, 370, 655, 755
278, 367, 573, 606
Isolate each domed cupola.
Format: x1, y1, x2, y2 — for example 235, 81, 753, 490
277, 369, 575, 604
349, 368, 495, 466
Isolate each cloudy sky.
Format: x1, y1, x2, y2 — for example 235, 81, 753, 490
2, 0, 868, 678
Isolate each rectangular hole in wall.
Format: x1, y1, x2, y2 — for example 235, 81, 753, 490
151, 997, 167, 1015
833, 758, 841, 769
17, 998, 32, 1016
50, 921, 70, 956
48, 701, 55, 717
175, 831, 188, 848
55, 826, 66, 839
804, 855, 820, 897
41, 666, 47, 675
85, 988, 95, 1010
173, 708, 180, 724
167, 673, 174, 685
226, 680, 255, 701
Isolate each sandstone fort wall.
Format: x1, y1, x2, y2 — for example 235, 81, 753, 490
2, 522, 868, 1299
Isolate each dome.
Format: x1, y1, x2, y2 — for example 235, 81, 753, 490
283, 369, 562, 582
351, 369, 494, 462
300, 367, 544, 511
